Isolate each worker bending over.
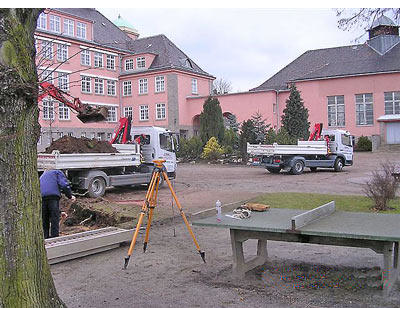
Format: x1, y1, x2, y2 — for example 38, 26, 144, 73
40, 169, 76, 239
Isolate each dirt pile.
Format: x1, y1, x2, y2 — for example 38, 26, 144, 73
45, 136, 118, 154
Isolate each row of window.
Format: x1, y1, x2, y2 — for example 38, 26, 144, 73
37, 13, 87, 40
81, 76, 117, 96
124, 57, 146, 70
327, 92, 400, 127
40, 70, 69, 91
122, 76, 165, 96
41, 101, 167, 122
81, 49, 116, 70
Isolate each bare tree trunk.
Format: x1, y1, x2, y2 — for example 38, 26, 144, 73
0, 8, 65, 307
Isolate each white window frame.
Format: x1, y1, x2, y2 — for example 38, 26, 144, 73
107, 107, 118, 122
191, 78, 198, 94
139, 105, 149, 121
81, 76, 91, 93
136, 56, 145, 68
77, 22, 87, 39
37, 13, 47, 30
125, 59, 134, 71
49, 15, 61, 33
41, 70, 53, 84
106, 55, 115, 70
123, 81, 132, 96
355, 93, 374, 126
58, 103, 70, 120
94, 78, 104, 95
42, 98, 55, 120
58, 72, 69, 91
124, 106, 133, 118
42, 40, 53, 60
56, 43, 68, 62
139, 78, 148, 94
94, 52, 103, 68
63, 18, 74, 36
155, 76, 165, 93
156, 103, 166, 120
384, 91, 400, 115
107, 80, 116, 96
327, 95, 345, 127
81, 132, 86, 138
81, 49, 90, 66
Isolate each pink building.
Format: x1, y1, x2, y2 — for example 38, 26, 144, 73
36, 8, 214, 151
36, 10, 400, 151
187, 16, 400, 148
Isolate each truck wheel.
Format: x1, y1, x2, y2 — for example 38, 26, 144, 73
266, 167, 281, 174
334, 158, 344, 172
88, 177, 106, 198
290, 160, 304, 175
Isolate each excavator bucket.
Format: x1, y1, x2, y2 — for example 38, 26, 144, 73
77, 106, 109, 123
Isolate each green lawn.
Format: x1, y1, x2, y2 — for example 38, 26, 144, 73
251, 192, 400, 213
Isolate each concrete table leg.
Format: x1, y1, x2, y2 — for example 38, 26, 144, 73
382, 242, 399, 296
230, 229, 268, 278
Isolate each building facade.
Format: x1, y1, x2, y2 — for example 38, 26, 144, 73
186, 16, 400, 147
36, 8, 214, 152
36, 10, 400, 151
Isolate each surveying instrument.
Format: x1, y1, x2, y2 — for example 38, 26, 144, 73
123, 159, 206, 269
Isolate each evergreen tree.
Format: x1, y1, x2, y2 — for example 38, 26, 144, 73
239, 119, 257, 163
276, 127, 296, 145
199, 97, 225, 144
251, 111, 270, 143
224, 113, 240, 133
281, 84, 310, 140
264, 127, 277, 144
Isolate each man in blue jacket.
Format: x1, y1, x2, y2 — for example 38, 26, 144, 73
40, 169, 76, 239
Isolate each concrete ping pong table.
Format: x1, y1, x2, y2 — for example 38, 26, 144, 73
192, 201, 400, 295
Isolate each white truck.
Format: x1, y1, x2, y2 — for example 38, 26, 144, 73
37, 126, 177, 197
247, 128, 353, 175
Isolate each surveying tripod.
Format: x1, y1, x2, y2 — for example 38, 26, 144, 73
123, 159, 206, 269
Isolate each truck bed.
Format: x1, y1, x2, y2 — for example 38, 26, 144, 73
37, 150, 141, 171
247, 141, 328, 156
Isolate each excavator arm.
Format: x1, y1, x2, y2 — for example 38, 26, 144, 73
38, 82, 108, 123
110, 116, 132, 144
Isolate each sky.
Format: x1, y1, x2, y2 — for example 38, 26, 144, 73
97, 5, 368, 92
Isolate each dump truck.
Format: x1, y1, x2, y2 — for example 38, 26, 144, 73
247, 124, 353, 175
38, 126, 177, 197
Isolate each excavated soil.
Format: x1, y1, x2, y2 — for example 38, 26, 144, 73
44, 136, 118, 154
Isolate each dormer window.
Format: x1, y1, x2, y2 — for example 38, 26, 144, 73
185, 59, 193, 68
77, 22, 87, 39
37, 13, 47, 30
49, 15, 61, 33
64, 19, 74, 36
137, 56, 145, 68
125, 59, 134, 71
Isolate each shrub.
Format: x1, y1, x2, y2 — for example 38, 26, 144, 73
362, 161, 399, 211
356, 135, 372, 151
201, 137, 224, 161
177, 136, 203, 161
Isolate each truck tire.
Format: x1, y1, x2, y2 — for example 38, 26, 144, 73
334, 158, 344, 172
88, 176, 106, 198
290, 159, 305, 175
266, 167, 281, 174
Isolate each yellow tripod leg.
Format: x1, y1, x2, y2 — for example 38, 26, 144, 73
162, 171, 206, 263
143, 172, 160, 252
123, 170, 158, 269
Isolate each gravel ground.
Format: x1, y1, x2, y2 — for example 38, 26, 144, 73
51, 151, 400, 307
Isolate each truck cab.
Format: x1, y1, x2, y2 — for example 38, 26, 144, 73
132, 126, 177, 178
322, 129, 354, 165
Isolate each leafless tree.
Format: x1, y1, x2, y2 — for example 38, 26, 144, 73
336, 8, 400, 40
212, 78, 232, 95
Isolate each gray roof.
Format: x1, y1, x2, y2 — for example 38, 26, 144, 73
53, 8, 213, 77
250, 41, 400, 91
370, 15, 397, 29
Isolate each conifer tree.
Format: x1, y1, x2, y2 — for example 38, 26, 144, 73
251, 111, 270, 143
199, 96, 225, 144
239, 119, 257, 163
281, 84, 310, 140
